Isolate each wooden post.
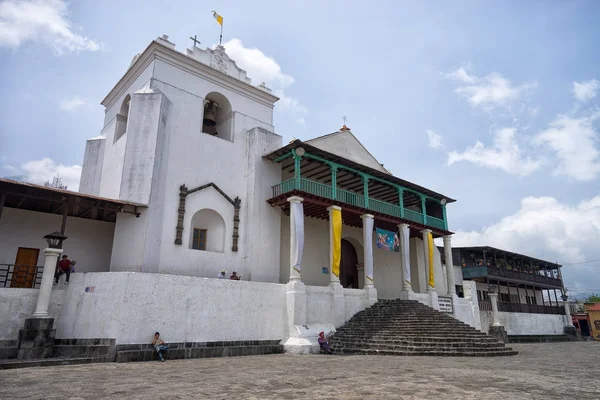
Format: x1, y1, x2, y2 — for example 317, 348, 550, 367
0, 192, 5, 221
60, 198, 71, 234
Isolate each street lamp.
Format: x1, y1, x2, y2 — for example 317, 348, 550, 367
43, 231, 68, 249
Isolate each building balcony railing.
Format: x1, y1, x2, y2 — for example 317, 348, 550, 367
478, 300, 565, 315
462, 265, 563, 288
272, 178, 447, 231
0, 264, 44, 289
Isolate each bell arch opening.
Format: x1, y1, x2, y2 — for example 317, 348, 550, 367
115, 94, 131, 142
202, 92, 233, 142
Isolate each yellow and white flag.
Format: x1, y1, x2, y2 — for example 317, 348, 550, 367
212, 11, 223, 26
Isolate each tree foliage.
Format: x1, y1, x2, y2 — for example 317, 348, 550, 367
586, 293, 600, 303
44, 174, 68, 190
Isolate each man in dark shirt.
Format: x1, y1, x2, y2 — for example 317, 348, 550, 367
54, 255, 72, 285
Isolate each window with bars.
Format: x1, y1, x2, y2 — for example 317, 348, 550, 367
192, 228, 207, 251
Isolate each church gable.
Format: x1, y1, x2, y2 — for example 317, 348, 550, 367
305, 130, 390, 174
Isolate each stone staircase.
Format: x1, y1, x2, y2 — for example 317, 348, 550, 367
330, 299, 518, 357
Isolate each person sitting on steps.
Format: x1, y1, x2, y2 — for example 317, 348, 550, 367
318, 331, 333, 354
54, 255, 73, 285
152, 332, 169, 362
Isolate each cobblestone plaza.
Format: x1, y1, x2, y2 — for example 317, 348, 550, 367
0, 342, 598, 399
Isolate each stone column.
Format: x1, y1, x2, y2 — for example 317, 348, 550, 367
489, 292, 500, 327
288, 196, 304, 282
361, 214, 377, 305
443, 235, 456, 296
328, 205, 345, 327
561, 294, 577, 338
398, 223, 413, 295
32, 248, 63, 318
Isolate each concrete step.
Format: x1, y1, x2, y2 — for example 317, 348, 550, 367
336, 348, 518, 357
0, 357, 112, 370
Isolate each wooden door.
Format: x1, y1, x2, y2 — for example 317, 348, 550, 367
340, 239, 359, 289
11, 248, 40, 288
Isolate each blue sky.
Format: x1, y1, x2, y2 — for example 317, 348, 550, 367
1, 0, 599, 296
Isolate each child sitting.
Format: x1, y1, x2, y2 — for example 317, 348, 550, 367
152, 332, 169, 362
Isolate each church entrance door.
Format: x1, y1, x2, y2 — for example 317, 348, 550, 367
340, 239, 358, 289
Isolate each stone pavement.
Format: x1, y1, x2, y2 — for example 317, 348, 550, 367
0, 342, 598, 399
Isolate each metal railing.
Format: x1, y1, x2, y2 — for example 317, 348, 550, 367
0, 264, 44, 288
478, 300, 564, 315
487, 266, 563, 287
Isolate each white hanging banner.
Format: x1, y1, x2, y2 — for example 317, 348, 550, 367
291, 201, 304, 274
364, 216, 374, 283
400, 224, 411, 286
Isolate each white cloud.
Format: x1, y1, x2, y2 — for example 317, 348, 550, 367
427, 130, 443, 149
59, 96, 86, 111
447, 127, 543, 176
0, 0, 100, 55
17, 157, 82, 190
446, 195, 600, 294
2, 164, 18, 173
221, 38, 307, 123
533, 112, 600, 181
573, 79, 600, 102
445, 66, 537, 110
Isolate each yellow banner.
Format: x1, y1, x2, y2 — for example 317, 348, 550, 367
428, 232, 435, 288
331, 208, 342, 277
212, 11, 223, 26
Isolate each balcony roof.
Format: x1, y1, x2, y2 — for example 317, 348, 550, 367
453, 245, 561, 269
264, 139, 456, 203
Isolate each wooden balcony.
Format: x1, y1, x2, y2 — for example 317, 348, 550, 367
479, 300, 565, 315
463, 265, 563, 289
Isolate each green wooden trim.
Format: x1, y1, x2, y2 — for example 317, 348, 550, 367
420, 196, 427, 225
331, 165, 338, 200
361, 173, 370, 209
273, 151, 294, 163
442, 204, 448, 230
398, 187, 405, 218
293, 153, 301, 189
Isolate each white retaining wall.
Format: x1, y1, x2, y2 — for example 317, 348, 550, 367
479, 311, 566, 335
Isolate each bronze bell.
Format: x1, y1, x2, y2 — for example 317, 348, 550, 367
203, 102, 217, 127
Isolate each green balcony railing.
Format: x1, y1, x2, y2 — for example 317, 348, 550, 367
271, 178, 447, 231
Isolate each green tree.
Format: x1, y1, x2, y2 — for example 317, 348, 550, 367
586, 293, 600, 303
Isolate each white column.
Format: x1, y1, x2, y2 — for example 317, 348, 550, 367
328, 205, 341, 285
361, 214, 377, 305
288, 196, 304, 282
489, 292, 501, 327
32, 248, 63, 318
443, 235, 456, 295
562, 294, 574, 327
398, 223, 413, 293
421, 229, 434, 294
361, 214, 374, 288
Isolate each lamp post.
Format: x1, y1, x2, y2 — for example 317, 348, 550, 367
32, 232, 67, 318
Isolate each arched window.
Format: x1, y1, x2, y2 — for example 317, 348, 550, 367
189, 208, 226, 252
202, 92, 233, 142
115, 94, 131, 142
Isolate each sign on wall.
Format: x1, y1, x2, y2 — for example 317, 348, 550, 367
438, 297, 453, 313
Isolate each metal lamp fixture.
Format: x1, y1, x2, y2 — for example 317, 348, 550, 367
43, 231, 68, 249
295, 147, 305, 157
440, 198, 447, 206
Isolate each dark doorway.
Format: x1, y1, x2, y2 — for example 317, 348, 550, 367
580, 319, 591, 337
340, 239, 358, 289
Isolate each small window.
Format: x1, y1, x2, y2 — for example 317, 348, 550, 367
192, 228, 207, 250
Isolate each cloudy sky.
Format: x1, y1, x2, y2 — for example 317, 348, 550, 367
1, 0, 599, 296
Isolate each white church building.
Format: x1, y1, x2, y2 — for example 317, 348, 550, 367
1, 35, 489, 353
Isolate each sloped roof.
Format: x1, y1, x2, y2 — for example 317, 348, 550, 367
305, 129, 391, 174
586, 303, 600, 311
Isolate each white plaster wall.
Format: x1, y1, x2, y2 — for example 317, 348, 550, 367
110, 213, 146, 272
79, 137, 105, 195
99, 117, 127, 199
305, 285, 333, 324
280, 215, 448, 300
56, 272, 287, 344
306, 131, 388, 173
0, 288, 65, 340
344, 288, 368, 320
0, 208, 114, 273
479, 311, 566, 335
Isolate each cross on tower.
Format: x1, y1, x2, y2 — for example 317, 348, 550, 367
343, 115, 347, 125
189, 35, 201, 47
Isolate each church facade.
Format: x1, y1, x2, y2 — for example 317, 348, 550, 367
0, 35, 483, 353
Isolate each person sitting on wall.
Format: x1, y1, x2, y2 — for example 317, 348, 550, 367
318, 331, 333, 354
53, 255, 72, 285
217, 270, 227, 279
230, 271, 241, 280
152, 332, 169, 362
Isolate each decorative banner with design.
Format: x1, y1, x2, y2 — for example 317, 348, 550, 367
291, 201, 304, 274
400, 224, 411, 286
375, 228, 399, 252
331, 208, 342, 277
427, 232, 435, 288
